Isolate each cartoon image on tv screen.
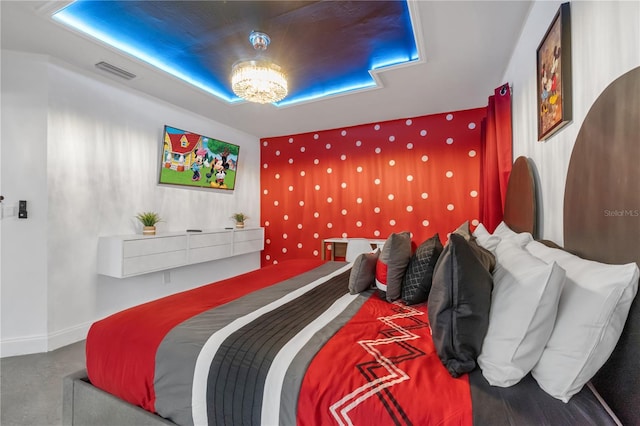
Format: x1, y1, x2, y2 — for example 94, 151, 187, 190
159, 126, 239, 190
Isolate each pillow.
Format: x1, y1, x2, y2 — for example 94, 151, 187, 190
526, 240, 639, 402
375, 232, 412, 302
492, 221, 533, 247
401, 234, 443, 305
452, 220, 473, 241
348, 249, 380, 294
478, 239, 566, 387
451, 221, 496, 272
428, 233, 493, 378
472, 223, 500, 252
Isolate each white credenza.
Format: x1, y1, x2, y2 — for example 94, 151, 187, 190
97, 228, 264, 278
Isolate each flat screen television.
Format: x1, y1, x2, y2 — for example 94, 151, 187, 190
159, 125, 239, 191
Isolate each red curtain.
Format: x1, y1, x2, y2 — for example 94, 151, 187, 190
480, 84, 513, 232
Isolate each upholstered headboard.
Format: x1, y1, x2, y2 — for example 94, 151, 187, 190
563, 66, 640, 425
503, 156, 537, 237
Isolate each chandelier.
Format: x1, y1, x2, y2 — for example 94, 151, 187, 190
231, 31, 288, 104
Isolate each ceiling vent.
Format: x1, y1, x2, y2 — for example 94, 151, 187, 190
95, 61, 137, 80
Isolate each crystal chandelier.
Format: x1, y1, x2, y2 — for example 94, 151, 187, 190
231, 31, 288, 104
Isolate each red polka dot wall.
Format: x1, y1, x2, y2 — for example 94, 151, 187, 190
260, 107, 486, 266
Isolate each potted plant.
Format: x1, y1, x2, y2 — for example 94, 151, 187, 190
231, 212, 248, 229
136, 211, 162, 235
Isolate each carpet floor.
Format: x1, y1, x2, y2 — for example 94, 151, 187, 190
1, 341, 86, 426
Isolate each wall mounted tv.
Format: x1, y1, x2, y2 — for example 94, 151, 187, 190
159, 125, 239, 191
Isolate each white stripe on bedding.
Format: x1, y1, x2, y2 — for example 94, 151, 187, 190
191, 263, 352, 426
260, 292, 359, 425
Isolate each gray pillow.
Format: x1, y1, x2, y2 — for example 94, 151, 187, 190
375, 231, 412, 301
401, 234, 443, 305
348, 250, 380, 294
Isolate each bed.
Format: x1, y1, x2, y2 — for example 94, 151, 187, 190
63, 66, 640, 426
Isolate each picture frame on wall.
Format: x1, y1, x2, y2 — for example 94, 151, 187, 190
536, 2, 572, 141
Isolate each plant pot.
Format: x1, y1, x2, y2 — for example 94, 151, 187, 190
235, 222, 245, 229
143, 226, 156, 235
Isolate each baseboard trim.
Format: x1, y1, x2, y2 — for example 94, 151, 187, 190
1, 322, 91, 357
48, 321, 92, 352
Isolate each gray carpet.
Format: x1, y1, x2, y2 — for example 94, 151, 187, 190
1, 341, 86, 426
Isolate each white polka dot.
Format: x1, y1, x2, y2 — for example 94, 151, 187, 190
356, 140, 362, 147
375, 147, 381, 154
446, 171, 453, 178
273, 201, 279, 206
468, 150, 477, 157
282, 233, 288, 239
314, 134, 319, 140
390, 219, 397, 226
275, 173, 280, 179
288, 137, 294, 143
297, 243, 303, 248
389, 160, 396, 166
314, 212, 320, 218
468, 122, 476, 129
472, 219, 479, 226
325, 143, 331, 149
374, 178, 381, 185
446, 114, 454, 121
263, 163, 268, 168
446, 137, 454, 145
313, 233, 319, 239
314, 159, 320, 164
299, 200, 305, 206
263, 141, 268, 146
407, 175, 414, 181
421, 155, 429, 162
341, 130, 347, 136
266, 254, 271, 260
406, 119, 413, 126
300, 171, 305, 176
374, 207, 381, 213
341, 182, 347, 189
341, 209, 347, 215
406, 205, 413, 212
265, 221, 270, 226
341, 232, 348, 238
273, 260, 278, 265
327, 168, 332, 174
263, 189, 269, 195
327, 197, 333, 203
288, 158, 294, 164
470, 190, 478, 197
266, 238, 271, 244
300, 147, 306, 152
422, 220, 430, 227
282, 248, 287, 253
388, 194, 395, 200
283, 214, 289, 220
389, 135, 395, 142
275, 150, 281, 156
288, 185, 294, 191
356, 166, 363, 173
374, 230, 381, 237
407, 142, 414, 149
356, 197, 363, 204
420, 130, 427, 136
421, 193, 429, 199
340, 154, 347, 161
356, 221, 363, 227
313, 250, 319, 257
327, 223, 333, 229
315, 185, 320, 190
297, 224, 303, 230
374, 124, 381, 131
447, 204, 455, 211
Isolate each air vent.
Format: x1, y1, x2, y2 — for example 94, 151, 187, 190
95, 61, 137, 80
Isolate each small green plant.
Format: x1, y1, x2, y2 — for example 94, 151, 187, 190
136, 211, 162, 227
231, 212, 248, 223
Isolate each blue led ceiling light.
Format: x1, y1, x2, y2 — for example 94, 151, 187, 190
52, 1, 419, 106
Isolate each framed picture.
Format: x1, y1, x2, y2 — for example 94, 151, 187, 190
158, 125, 239, 191
536, 2, 572, 141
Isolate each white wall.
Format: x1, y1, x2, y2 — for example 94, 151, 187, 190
1, 51, 262, 356
503, 0, 640, 243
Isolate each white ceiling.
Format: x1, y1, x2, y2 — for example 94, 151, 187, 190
1, 1, 532, 138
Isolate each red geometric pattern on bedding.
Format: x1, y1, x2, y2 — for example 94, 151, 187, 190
297, 295, 472, 426
85, 259, 324, 413
260, 108, 485, 267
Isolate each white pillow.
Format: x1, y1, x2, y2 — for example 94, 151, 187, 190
526, 240, 639, 402
478, 239, 566, 387
472, 223, 500, 252
492, 221, 534, 247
